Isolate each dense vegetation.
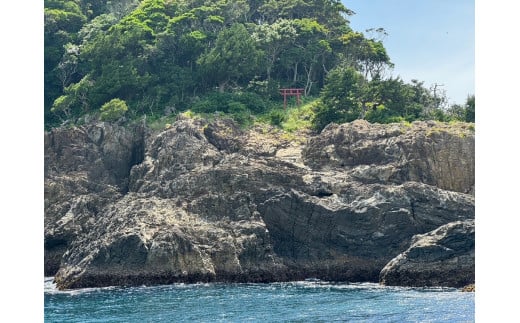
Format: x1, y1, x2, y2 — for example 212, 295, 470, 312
45, 0, 474, 131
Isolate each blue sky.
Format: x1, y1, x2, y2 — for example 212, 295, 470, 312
342, 0, 475, 105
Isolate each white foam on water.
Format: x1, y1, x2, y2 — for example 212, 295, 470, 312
45, 276, 460, 296
44, 277, 57, 293
284, 280, 458, 293
44, 276, 119, 295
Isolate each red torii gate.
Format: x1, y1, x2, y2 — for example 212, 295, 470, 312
279, 88, 304, 110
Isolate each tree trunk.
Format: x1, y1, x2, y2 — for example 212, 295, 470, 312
304, 65, 313, 96
218, 80, 227, 93
293, 62, 299, 83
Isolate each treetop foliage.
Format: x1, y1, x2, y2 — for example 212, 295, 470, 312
45, 0, 474, 130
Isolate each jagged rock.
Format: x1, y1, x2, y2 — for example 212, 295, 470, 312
258, 182, 473, 281
44, 122, 145, 275
45, 122, 146, 190
45, 118, 475, 289
379, 219, 475, 287
203, 118, 243, 153
302, 120, 475, 194
53, 194, 287, 288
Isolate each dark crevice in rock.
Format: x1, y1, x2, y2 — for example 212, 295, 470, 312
44, 237, 69, 276
121, 127, 146, 194
130, 135, 145, 169
45, 237, 68, 249
410, 200, 417, 222
312, 191, 333, 198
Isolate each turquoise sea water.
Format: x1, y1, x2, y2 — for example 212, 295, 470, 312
44, 277, 474, 322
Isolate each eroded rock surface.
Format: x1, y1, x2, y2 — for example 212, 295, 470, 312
303, 120, 475, 194
379, 219, 475, 287
44, 119, 474, 289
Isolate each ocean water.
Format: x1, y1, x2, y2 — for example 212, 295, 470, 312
44, 277, 474, 322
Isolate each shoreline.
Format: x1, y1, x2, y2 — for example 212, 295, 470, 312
46, 119, 474, 291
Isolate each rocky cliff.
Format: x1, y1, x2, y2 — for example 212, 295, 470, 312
44, 119, 475, 289
379, 219, 475, 287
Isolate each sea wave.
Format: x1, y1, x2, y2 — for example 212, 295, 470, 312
45, 276, 459, 296
44, 277, 121, 296
44, 277, 217, 295
276, 280, 458, 293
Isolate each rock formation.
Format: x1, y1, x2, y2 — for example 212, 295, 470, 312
44, 118, 475, 289
302, 120, 474, 194
379, 219, 475, 288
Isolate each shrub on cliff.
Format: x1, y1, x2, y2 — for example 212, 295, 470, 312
266, 109, 287, 127
191, 92, 269, 115
100, 98, 128, 122
311, 67, 364, 131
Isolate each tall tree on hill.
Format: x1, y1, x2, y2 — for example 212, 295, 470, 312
197, 23, 263, 92
464, 95, 475, 122
44, 0, 88, 124
339, 31, 393, 80
312, 66, 365, 131
253, 19, 298, 81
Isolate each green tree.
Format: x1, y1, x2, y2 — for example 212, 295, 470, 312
106, 0, 140, 19
465, 95, 475, 122
445, 103, 465, 121
77, 14, 119, 45
197, 23, 263, 92
51, 75, 94, 120
78, 0, 107, 19
292, 18, 332, 95
56, 43, 80, 89
364, 77, 415, 123
312, 66, 364, 131
76, 1, 162, 110
253, 19, 297, 81
445, 94, 474, 123
271, 18, 332, 94
339, 31, 393, 79
258, 0, 352, 27
100, 98, 129, 121
44, 0, 88, 125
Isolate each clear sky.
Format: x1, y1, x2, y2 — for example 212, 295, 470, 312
342, 0, 475, 105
